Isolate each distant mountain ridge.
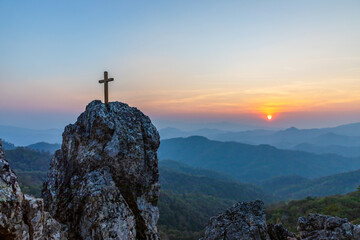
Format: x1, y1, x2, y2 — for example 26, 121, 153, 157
213, 125, 360, 149
293, 143, 360, 157
159, 122, 360, 157
2, 140, 16, 150
1, 139, 61, 154
159, 127, 228, 140
0, 125, 62, 146
26, 142, 61, 154
158, 136, 360, 182
160, 122, 360, 140
3, 121, 360, 153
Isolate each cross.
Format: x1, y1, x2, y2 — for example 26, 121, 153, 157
99, 71, 114, 105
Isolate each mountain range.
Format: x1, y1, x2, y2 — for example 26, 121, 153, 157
158, 136, 360, 182
3, 121, 360, 155
0, 125, 62, 146
159, 122, 360, 157
2, 140, 61, 154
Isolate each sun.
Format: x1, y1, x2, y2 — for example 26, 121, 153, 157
267, 114, 272, 120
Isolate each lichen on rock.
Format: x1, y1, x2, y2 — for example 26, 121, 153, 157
42, 100, 161, 239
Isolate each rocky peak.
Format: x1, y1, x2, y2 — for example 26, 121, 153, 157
42, 100, 161, 239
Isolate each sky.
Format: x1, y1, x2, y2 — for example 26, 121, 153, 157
1, 0, 360, 131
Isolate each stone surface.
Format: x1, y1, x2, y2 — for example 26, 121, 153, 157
42, 100, 161, 240
202, 200, 272, 240
201, 200, 299, 240
267, 223, 298, 240
0, 139, 67, 239
202, 200, 360, 240
298, 213, 360, 240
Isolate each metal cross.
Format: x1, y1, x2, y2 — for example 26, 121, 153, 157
99, 71, 114, 105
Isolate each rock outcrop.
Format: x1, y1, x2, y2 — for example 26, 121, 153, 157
0, 139, 67, 239
42, 100, 161, 239
202, 200, 299, 240
298, 213, 360, 240
202, 200, 360, 240
267, 223, 297, 240
202, 200, 274, 240
201, 200, 297, 240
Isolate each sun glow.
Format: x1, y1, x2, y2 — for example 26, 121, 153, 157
267, 115, 272, 120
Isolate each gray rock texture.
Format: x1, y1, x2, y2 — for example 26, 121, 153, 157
298, 213, 360, 240
0, 139, 67, 239
267, 223, 297, 240
202, 200, 298, 240
202, 200, 272, 240
202, 200, 360, 240
42, 100, 160, 240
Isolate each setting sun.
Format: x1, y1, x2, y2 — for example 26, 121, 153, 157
267, 115, 272, 120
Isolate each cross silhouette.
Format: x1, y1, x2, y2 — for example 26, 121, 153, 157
99, 71, 114, 105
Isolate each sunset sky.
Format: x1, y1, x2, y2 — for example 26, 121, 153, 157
1, 1, 360, 130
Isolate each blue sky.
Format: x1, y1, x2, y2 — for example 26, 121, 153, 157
1, 1, 360, 130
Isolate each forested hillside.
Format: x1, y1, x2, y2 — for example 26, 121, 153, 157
261, 170, 360, 200
4, 147, 51, 196
266, 189, 360, 232
158, 160, 272, 239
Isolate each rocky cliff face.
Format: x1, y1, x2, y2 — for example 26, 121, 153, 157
42, 100, 160, 240
0, 139, 67, 239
